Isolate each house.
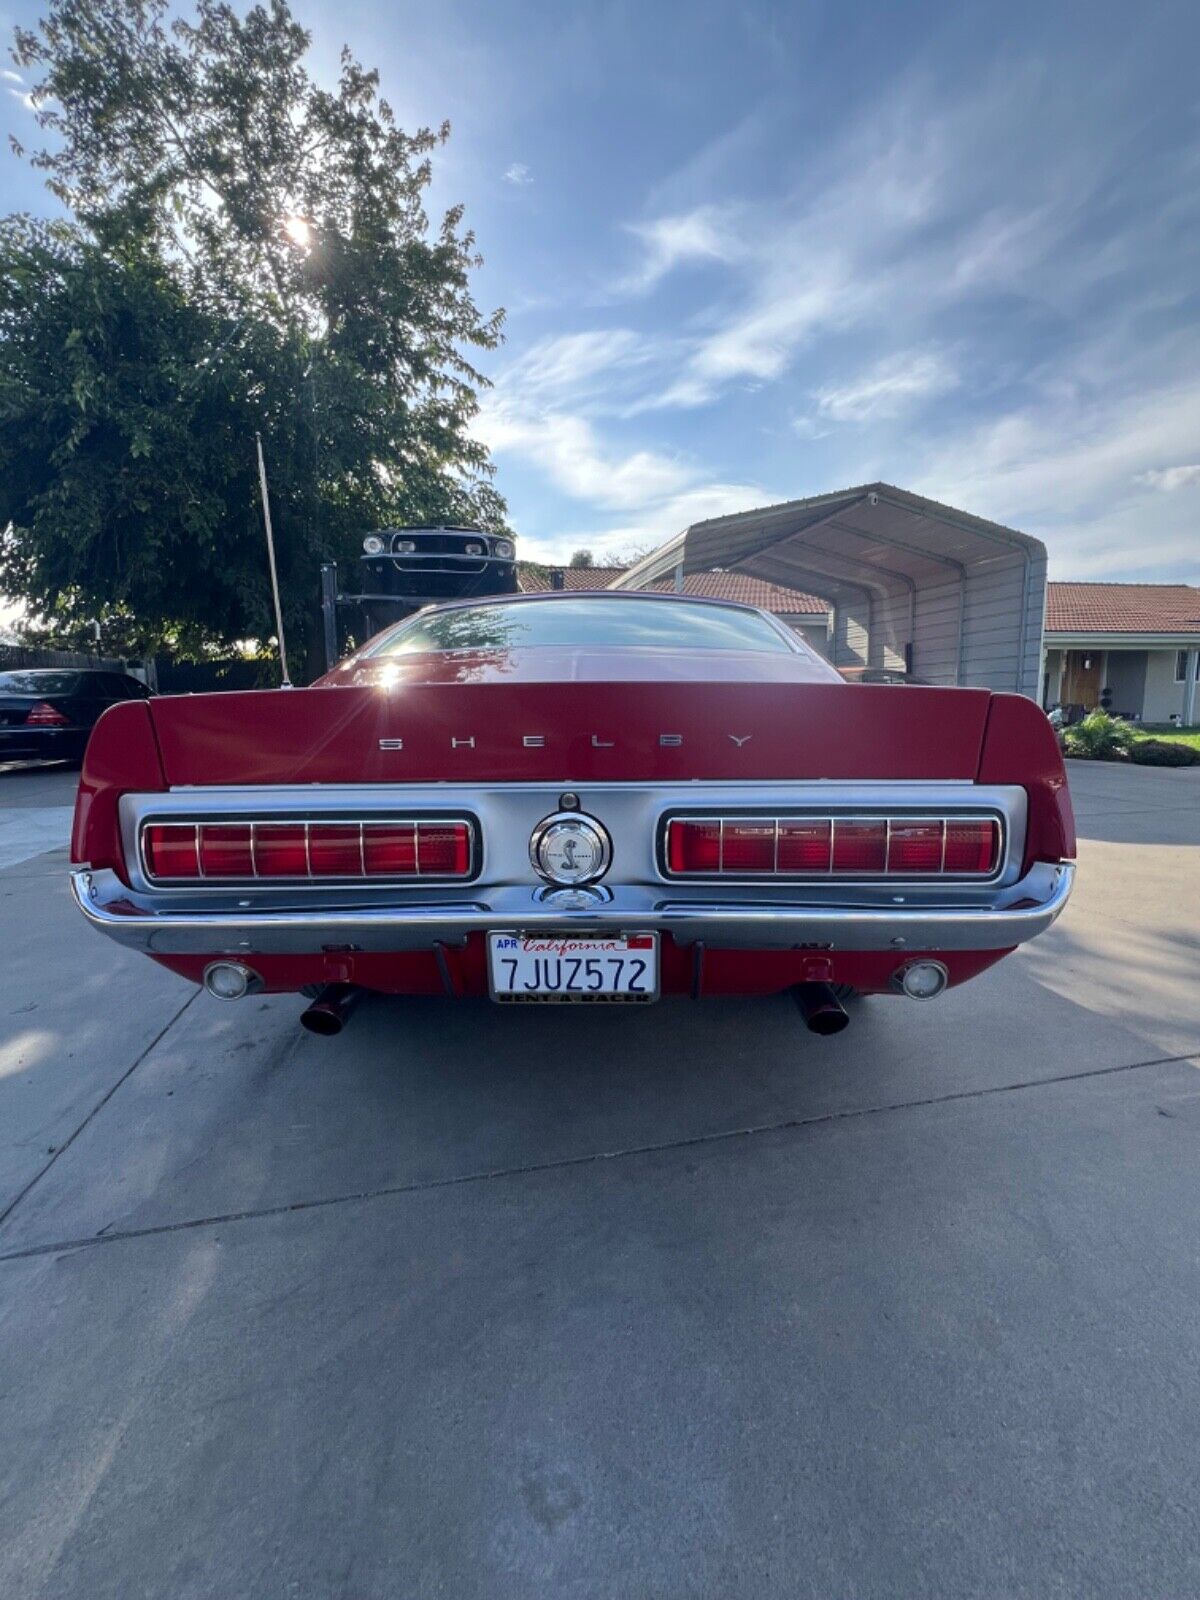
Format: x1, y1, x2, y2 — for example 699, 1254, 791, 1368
1042, 583, 1200, 726
520, 561, 1199, 726
519, 564, 831, 656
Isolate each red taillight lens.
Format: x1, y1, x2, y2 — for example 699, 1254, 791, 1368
253, 824, 309, 877
887, 820, 944, 873
721, 821, 776, 872
944, 819, 999, 874
143, 823, 200, 878
777, 820, 832, 871
831, 820, 888, 873
666, 820, 721, 873
416, 822, 471, 875
664, 813, 998, 877
144, 818, 472, 881
27, 700, 70, 727
308, 824, 363, 876
363, 822, 417, 875
198, 825, 254, 877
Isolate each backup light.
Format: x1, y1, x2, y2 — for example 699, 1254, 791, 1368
897, 961, 949, 1000
203, 961, 260, 1001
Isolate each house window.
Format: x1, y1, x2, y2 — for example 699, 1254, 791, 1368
1177, 651, 1189, 683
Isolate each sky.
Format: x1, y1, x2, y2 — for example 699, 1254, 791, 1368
3, 0, 1199, 582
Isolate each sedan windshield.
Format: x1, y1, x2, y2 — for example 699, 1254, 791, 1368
367, 597, 793, 656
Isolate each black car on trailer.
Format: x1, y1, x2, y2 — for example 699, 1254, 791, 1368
355, 525, 518, 631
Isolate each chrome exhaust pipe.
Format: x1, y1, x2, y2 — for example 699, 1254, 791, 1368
791, 982, 850, 1037
300, 983, 364, 1037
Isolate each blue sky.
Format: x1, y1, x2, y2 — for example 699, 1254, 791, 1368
4, 0, 1199, 580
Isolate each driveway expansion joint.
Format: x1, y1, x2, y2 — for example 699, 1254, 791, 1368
1, 1048, 1195, 1266
0, 990, 199, 1234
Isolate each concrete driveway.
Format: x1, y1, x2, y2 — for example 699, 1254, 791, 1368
1, 760, 1198, 1598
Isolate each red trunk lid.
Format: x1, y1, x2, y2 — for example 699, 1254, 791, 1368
148, 678, 993, 786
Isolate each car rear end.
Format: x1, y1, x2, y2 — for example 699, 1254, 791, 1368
0, 671, 85, 763
68, 597, 1074, 1032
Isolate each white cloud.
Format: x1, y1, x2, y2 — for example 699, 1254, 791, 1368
499, 329, 650, 400
2, 70, 24, 84
7, 88, 35, 110
910, 370, 1200, 578
521, 480, 774, 566
1135, 464, 1200, 492
503, 163, 532, 185
617, 205, 742, 293
475, 329, 768, 548
814, 350, 958, 423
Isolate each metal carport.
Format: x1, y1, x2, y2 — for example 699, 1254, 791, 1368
609, 483, 1046, 697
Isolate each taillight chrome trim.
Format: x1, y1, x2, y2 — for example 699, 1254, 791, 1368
660, 813, 1004, 882
139, 816, 478, 885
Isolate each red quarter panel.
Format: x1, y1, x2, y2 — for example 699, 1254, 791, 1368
976, 693, 1075, 867
71, 701, 166, 880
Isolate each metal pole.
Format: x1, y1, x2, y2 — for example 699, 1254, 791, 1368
320, 562, 340, 673
255, 432, 292, 687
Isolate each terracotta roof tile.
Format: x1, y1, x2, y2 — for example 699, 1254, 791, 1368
1045, 582, 1200, 635
519, 565, 828, 615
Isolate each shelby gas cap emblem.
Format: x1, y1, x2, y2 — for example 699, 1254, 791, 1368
530, 811, 612, 886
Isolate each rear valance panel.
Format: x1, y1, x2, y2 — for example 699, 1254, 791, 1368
149, 681, 993, 786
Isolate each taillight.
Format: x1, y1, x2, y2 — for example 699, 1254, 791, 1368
943, 820, 999, 873
143, 824, 201, 879
27, 700, 70, 727
830, 820, 887, 873
667, 820, 720, 874
886, 820, 944, 873
664, 816, 999, 878
142, 819, 473, 881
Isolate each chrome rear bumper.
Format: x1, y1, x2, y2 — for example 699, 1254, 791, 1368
70, 861, 1074, 957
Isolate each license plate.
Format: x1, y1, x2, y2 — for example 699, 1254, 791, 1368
488, 933, 659, 1003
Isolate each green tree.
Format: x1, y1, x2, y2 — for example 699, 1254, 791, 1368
1, 0, 506, 675
568, 549, 595, 568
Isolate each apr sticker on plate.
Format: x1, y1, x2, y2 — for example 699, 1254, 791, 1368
488, 933, 659, 1003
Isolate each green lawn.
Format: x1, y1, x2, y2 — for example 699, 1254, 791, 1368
1130, 725, 1200, 751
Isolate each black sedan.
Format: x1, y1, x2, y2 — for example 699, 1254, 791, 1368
0, 668, 150, 765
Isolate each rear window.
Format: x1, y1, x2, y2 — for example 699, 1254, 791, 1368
0, 671, 80, 695
367, 597, 793, 656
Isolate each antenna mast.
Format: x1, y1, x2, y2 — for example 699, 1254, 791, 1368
255, 432, 293, 687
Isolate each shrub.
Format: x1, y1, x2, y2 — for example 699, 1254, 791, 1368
1129, 738, 1200, 767
1062, 711, 1135, 761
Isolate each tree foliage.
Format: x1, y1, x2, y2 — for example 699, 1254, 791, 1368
1, 0, 506, 671
567, 549, 595, 569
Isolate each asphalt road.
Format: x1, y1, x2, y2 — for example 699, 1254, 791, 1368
1, 759, 1198, 1598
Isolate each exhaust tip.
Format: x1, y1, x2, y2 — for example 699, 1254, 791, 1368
806, 1005, 850, 1037
300, 1005, 344, 1037
791, 982, 850, 1037
299, 982, 364, 1037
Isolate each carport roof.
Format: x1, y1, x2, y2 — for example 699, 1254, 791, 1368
608, 482, 1044, 606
